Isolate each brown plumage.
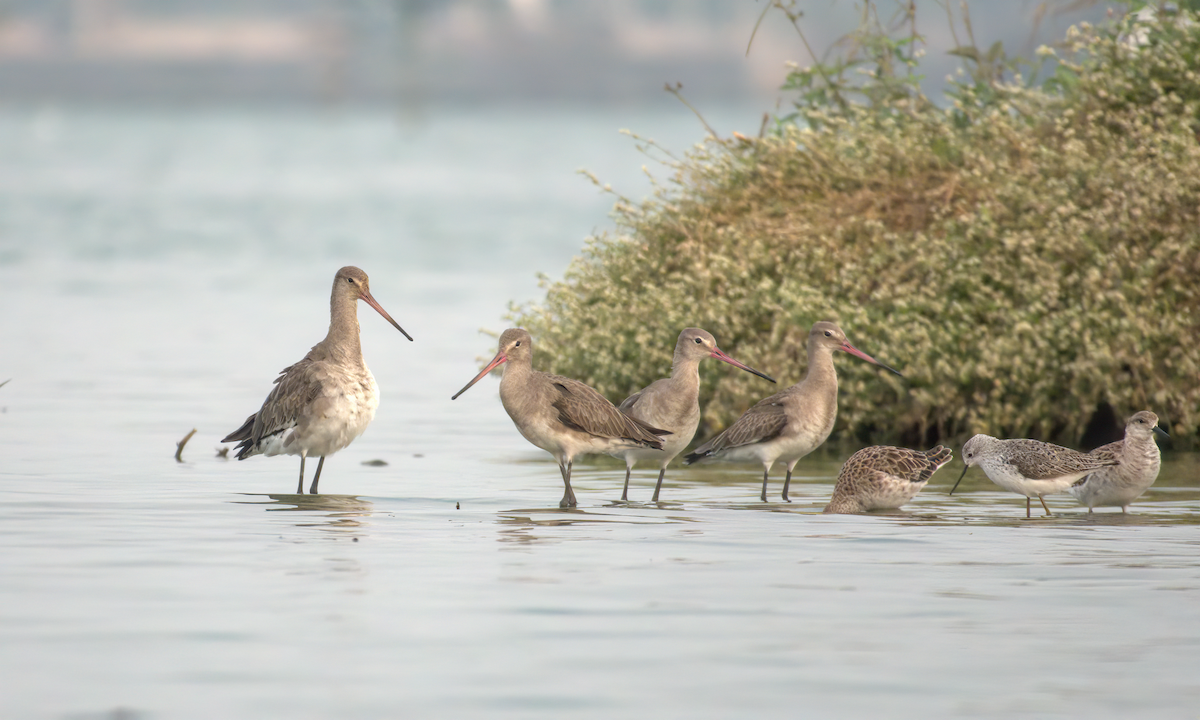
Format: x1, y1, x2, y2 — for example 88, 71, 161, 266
451, 328, 667, 508
222, 266, 411, 494
1070, 410, 1167, 512
824, 445, 952, 514
684, 321, 902, 503
613, 328, 775, 502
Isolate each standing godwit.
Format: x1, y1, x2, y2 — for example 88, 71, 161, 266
950, 435, 1118, 517
823, 445, 952, 513
451, 328, 668, 508
1069, 410, 1167, 513
683, 321, 901, 502
612, 328, 775, 502
222, 266, 412, 494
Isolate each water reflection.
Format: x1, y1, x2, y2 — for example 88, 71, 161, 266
496, 505, 689, 544
233, 493, 374, 534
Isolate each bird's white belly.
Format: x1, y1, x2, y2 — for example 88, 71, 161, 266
514, 415, 636, 461
616, 422, 690, 467
1069, 462, 1156, 507
282, 370, 379, 458
982, 462, 1079, 497
714, 431, 825, 468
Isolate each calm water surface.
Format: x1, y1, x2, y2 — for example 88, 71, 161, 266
1, 107, 1198, 719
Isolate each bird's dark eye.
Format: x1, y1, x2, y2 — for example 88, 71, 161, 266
514, 341, 521, 347
346, 277, 353, 284
824, 330, 833, 337
694, 337, 703, 344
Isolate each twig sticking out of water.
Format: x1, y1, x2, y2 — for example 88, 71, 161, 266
215, 446, 230, 459
0, 378, 10, 388
175, 428, 197, 463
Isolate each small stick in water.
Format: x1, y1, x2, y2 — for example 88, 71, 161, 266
175, 428, 197, 463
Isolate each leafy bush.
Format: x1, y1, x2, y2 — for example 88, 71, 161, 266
510, 5, 1200, 449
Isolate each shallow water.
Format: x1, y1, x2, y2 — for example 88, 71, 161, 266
1, 107, 1198, 719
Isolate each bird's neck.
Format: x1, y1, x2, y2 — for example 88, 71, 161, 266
803, 345, 838, 391
324, 293, 363, 363
669, 356, 702, 388
1124, 432, 1162, 468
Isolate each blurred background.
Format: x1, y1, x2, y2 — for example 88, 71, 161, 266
0, 1, 1115, 109
0, 1, 1118, 290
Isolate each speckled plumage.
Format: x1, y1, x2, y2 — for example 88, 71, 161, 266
952, 434, 1119, 517
222, 266, 412, 494
824, 445, 952, 513
683, 321, 901, 503
451, 328, 667, 508
1069, 411, 1164, 513
613, 328, 775, 502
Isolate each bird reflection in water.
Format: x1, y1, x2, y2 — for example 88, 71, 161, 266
235, 493, 374, 534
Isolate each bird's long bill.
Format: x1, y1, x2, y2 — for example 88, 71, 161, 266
949, 465, 970, 495
1154, 425, 1170, 439
451, 351, 507, 400
710, 348, 777, 384
360, 289, 413, 341
840, 342, 903, 377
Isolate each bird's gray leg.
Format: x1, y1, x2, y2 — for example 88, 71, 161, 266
782, 469, 793, 503
297, 454, 306, 495
621, 463, 632, 502
651, 468, 666, 503
559, 460, 577, 508
761, 468, 770, 503
1038, 495, 1052, 516
1026, 497, 1031, 518
308, 456, 325, 495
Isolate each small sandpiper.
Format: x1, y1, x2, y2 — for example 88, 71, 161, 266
951, 434, 1119, 517
823, 445, 952, 514
1069, 410, 1167, 513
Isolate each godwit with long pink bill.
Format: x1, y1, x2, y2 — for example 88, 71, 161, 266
1069, 410, 1167, 513
950, 434, 1118, 517
222, 266, 412, 494
684, 321, 901, 503
613, 328, 775, 502
451, 328, 668, 508
823, 445, 952, 514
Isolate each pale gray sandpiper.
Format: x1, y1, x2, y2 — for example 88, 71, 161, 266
612, 328, 775, 503
683, 321, 902, 503
1069, 410, 1167, 513
223, 266, 413, 495
951, 434, 1119, 517
823, 445, 952, 514
451, 328, 668, 508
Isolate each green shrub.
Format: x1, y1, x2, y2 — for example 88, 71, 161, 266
510, 6, 1200, 449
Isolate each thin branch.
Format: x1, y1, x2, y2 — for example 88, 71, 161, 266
175, 428, 197, 463
745, 0, 774, 57
775, 2, 851, 114
664, 82, 720, 139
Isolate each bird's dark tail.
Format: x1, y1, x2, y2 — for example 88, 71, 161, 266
221, 414, 258, 460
